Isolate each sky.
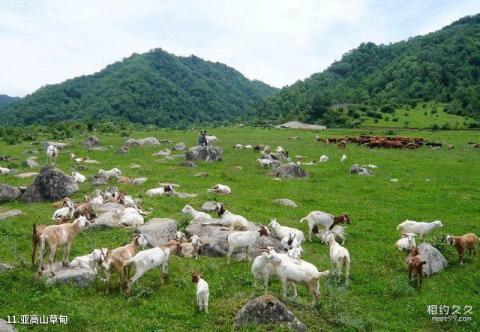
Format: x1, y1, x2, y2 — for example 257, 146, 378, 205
1, 0, 479, 97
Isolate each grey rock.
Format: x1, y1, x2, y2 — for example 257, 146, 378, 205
235, 295, 306, 331
135, 218, 178, 247
273, 198, 298, 208
25, 158, 39, 168
350, 164, 373, 176
15, 172, 38, 178
83, 136, 101, 149
186, 146, 223, 162
416, 243, 448, 276
0, 210, 22, 221
194, 172, 209, 177
269, 162, 308, 178
276, 121, 326, 131
152, 149, 171, 157
185, 221, 283, 259
124, 137, 160, 148
43, 262, 95, 288
0, 319, 16, 332
0, 184, 21, 202
172, 142, 187, 151
21, 166, 78, 203
132, 177, 148, 185
45, 141, 68, 149
91, 174, 108, 186
172, 192, 198, 199
201, 201, 218, 212
0, 263, 13, 273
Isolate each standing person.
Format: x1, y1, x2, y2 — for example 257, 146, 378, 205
198, 132, 203, 146
201, 131, 207, 147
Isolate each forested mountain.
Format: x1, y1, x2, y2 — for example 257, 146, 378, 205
0, 49, 277, 126
246, 14, 480, 127
0, 95, 20, 108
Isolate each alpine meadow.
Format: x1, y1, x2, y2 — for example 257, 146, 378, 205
0, 5, 480, 332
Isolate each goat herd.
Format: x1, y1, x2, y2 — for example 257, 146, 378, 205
29, 138, 479, 315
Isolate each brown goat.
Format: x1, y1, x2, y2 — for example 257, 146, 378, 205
407, 247, 426, 288
329, 213, 351, 230
446, 233, 478, 265
32, 224, 47, 267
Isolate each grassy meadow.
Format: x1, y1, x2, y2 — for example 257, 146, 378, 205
0, 127, 479, 331
360, 102, 475, 129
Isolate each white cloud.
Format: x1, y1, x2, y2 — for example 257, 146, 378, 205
0, 0, 479, 96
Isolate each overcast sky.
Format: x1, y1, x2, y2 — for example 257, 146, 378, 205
1, 0, 479, 97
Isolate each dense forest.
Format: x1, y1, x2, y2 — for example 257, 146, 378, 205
0, 95, 20, 108
245, 14, 480, 127
0, 49, 276, 127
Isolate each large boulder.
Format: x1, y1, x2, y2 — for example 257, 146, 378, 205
91, 174, 108, 186
0, 319, 16, 332
21, 166, 78, 203
276, 121, 326, 131
201, 201, 219, 212
235, 295, 306, 331
83, 136, 101, 149
269, 163, 308, 178
349, 164, 373, 176
135, 218, 178, 247
172, 142, 187, 151
186, 146, 223, 162
43, 262, 95, 288
415, 243, 448, 276
185, 221, 283, 259
0, 184, 21, 202
124, 137, 160, 148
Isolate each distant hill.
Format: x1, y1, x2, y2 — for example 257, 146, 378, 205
245, 14, 480, 128
0, 94, 20, 108
0, 49, 277, 126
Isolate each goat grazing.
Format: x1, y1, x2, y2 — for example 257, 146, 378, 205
38, 216, 90, 276
104, 235, 147, 293
124, 240, 180, 294
445, 233, 478, 265
396, 220, 443, 239
265, 249, 330, 302
71, 171, 86, 183
251, 250, 275, 294
323, 232, 350, 285
226, 226, 269, 264
316, 225, 346, 245
46, 145, 59, 165
300, 211, 350, 241
192, 272, 209, 313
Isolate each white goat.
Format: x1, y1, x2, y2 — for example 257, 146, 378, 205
341, 154, 347, 163
226, 226, 270, 264
52, 198, 74, 220
251, 251, 275, 294
210, 204, 249, 230
268, 219, 305, 243
323, 232, 350, 285
300, 211, 350, 242
316, 225, 346, 245
46, 145, 59, 165
182, 204, 214, 223
98, 168, 121, 179
180, 234, 203, 258
0, 166, 10, 175
192, 273, 209, 313
71, 171, 86, 183
205, 135, 217, 145
146, 185, 174, 197
208, 184, 231, 195
266, 249, 330, 302
395, 233, 417, 251
70, 248, 109, 274
112, 208, 144, 227
396, 220, 443, 239
257, 158, 273, 168
319, 155, 329, 162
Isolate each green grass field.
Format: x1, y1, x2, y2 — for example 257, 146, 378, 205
0, 127, 479, 331
360, 102, 474, 129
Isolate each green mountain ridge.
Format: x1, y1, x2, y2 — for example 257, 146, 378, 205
0, 94, 20, 108
245, 14, 480, 127
0, 49, 277, 126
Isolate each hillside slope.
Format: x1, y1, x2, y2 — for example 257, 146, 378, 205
0, 94, 20, 108
0, 49, 277, 126
246, 14, 480, 127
